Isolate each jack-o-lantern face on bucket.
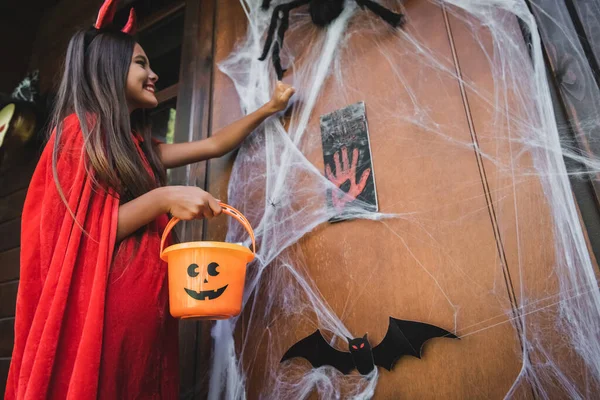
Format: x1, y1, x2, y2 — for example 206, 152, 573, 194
184, 262, 228, 300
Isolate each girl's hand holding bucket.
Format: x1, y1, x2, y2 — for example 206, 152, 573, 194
160, 185, 222, 220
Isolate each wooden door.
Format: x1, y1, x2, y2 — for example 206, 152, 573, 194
202, 1, 598, 398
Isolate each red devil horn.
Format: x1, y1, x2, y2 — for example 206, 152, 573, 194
121, 8, 137, 34
95, 0, 119, 29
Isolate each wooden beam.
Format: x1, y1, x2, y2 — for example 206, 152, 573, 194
195, 0, 248, 397
172, 0, 217, 398
542, 42, 600, 265
566, 0, 600, 81
205, 0, 248, 239
155, 83, 180, 104
137, 1, 186, 33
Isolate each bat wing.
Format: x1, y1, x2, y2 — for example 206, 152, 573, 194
372, 317, 458, 371
281, 330, 355, 374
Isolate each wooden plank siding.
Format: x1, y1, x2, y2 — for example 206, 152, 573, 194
0, 147, 37, 400
0, 358, 10, 397
0, 249, 20, 283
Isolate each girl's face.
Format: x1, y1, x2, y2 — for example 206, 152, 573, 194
126, 43, 159, 111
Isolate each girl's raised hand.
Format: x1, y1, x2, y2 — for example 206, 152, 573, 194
267, 81, 295, 113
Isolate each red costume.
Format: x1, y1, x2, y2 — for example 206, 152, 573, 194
6, 1, 179, 398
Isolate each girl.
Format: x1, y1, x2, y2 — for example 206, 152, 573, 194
6, 1, 294, 399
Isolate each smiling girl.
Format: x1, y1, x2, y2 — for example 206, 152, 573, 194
5, 1, 294, 399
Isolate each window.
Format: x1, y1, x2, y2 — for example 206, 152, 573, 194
116, 0, 184, 144
147, 97, 176, 144
137, 9, 184, 92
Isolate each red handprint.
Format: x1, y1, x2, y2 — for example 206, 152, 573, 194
325, 146, 371, 212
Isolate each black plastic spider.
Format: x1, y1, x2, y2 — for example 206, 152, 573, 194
259, 0, 406, 79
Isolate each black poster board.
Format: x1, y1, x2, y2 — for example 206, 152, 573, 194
320, 101, 378, 222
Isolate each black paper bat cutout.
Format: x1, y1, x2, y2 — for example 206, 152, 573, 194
281, 317, 458, 375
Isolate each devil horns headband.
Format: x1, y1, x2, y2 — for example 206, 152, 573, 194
84, 0, 137, 50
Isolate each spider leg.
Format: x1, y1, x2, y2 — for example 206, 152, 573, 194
273, 5, 296, 79
258, 5, 284, 61
354, 0, 406, 28
272, 43, 285, 79
259, 0, 311, 78
261, 0, 272, 10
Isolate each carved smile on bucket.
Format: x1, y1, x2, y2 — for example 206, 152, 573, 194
184, 285, 228, 300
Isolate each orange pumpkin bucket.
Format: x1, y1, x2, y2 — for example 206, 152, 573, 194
160, 203, 256, 320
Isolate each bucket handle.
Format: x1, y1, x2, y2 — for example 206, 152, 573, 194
160, 202, 256, 257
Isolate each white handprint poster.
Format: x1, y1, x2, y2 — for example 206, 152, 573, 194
320, 101, 378, 222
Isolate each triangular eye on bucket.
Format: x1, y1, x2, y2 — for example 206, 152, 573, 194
94, 0, 137, 34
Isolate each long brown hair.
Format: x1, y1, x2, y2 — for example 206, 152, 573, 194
50, 29, 166, 210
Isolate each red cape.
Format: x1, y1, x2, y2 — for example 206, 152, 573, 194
6, 114, 178, 399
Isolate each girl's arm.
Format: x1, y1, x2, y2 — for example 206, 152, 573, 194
116, 185, 221, 242
156, 81, 295, 169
